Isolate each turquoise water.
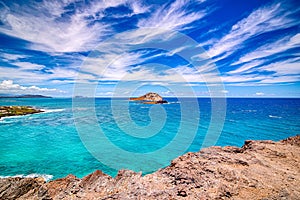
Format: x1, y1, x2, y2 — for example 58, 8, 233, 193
0, 98, 299, 180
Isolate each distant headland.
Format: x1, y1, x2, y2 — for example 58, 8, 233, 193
130, 92, 168, 104
0, 94, 52, 98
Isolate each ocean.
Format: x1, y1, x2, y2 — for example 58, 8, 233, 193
0, 98, 299, 180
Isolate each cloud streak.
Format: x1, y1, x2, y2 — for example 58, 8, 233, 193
0, 0, 149, 53
233, 33, 300, 65
138, 0, 206, 30
0, 0, 299, 97
208, 2, 299, 58
0, 80, 64, 94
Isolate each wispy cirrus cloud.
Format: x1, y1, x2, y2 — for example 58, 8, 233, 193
138, 0, 206, 30
129, 1, 150, 15
226, 57, 300, 85
200, 1, 300, 88
0, 1, 107, 52
77, 0, 208, 82
0, 61, 82, 85
12, 62, 45, 71
1, 53, 27, 61
0, 0, 299, 97
0, 0, 150, 53
227, 60, 265, 75
233, 33, 300, 65
259, 76, 300, 84
258, 58, 300, 76
1, 0, 209, 83
207, 2, 300, 59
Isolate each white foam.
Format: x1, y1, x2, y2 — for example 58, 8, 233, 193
0, 107, 61, 121
0, 108, 54, 121
269, 115, 282, 119
167, 101, 180, 104
242, 109, 257, 112
0, 173, 53, 182
41, 109, 65, 113
0, 115, 25, 121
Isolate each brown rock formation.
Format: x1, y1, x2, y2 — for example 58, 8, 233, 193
1, 135, 299, 199
130, 92, 168, 104
0, 106, 43, 119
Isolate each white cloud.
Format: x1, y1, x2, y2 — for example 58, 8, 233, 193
227, 60, 265, 74
0, 80, 64, 94
46, 68, 78, 79
1, 53, 27, 61
97, 91, 113, 96
128, 1, 150, 15
255, 92, 264, 96
0, 0, 143, 53
225, 56, 300, 85
221, 74, 264, 83
258, 58, 300, 76
0, 0, 298, 94
0, 63, 90, 85
207, 3, 299, 58
161, 90, 174, 96
258, 76, 300, 84
50, 0, 210, 84
234, 33, 300, 65
13, 62, 45, 70
0, 67, 47, 83
138, 0, 206, 30
166, 46, 188, 56
81, 50, 147, 80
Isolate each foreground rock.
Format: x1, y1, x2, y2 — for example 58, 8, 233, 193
130, 92, 168, 104
0, 106, 43, 119
1, 135, 299, 199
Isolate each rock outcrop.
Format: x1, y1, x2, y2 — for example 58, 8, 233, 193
0, 106, 43, 119
1, 135, 299, 199
130, 92, 168, 104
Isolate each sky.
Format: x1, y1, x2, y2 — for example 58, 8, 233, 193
0, 0, 299, 97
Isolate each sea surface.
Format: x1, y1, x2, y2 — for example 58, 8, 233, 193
0, 98, 299, 180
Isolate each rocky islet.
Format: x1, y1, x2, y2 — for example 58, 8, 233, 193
130, 92, 168, 104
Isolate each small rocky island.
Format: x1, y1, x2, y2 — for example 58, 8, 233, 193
130, 92, 168, 104
0, 135, 299, 199
0, 106, 43, 119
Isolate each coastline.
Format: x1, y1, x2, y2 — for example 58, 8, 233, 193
0, 135, 299, 199
0, 106, 43, 119
0, 108, 66, 121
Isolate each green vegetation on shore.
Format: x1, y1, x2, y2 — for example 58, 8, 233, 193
0, 106, 43, 118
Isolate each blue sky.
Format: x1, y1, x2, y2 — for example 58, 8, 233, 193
0, 0, 299, 97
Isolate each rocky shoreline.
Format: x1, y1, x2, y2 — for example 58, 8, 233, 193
0, 135, 299, 199
0, 106, 43, 119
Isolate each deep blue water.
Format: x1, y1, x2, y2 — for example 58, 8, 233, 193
0, 98, 299, 180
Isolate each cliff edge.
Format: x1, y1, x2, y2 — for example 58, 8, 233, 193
0, 135, 299, 199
